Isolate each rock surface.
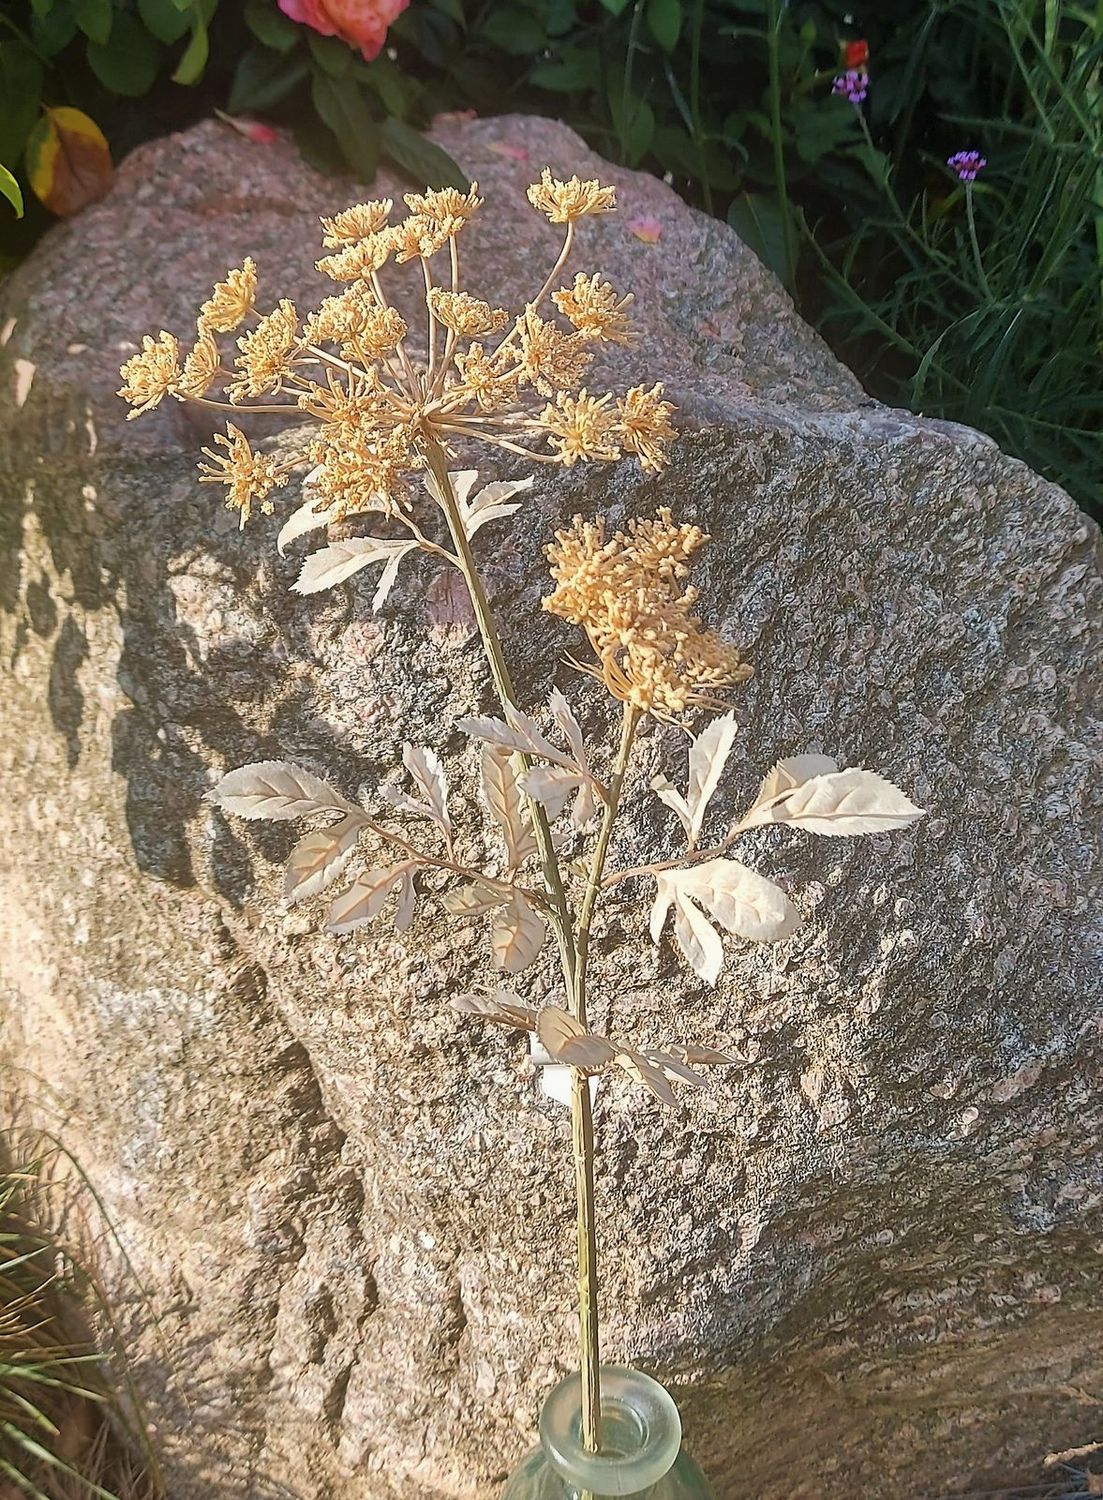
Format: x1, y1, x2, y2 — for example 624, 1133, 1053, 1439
1, 113, 1101, 1500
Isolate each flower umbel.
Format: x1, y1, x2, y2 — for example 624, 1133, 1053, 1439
544, 509, 753, 719
199, 424, 287, 527
117, 331, 181, 417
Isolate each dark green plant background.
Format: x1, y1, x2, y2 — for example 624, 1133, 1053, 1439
2, 0, 1100, 517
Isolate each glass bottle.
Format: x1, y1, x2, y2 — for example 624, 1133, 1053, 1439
502, 1366, 716, 1499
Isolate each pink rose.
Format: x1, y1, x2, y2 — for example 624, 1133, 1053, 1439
277, 0, 409, 61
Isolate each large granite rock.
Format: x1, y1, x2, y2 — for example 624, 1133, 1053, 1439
1, 114, 1101, 1500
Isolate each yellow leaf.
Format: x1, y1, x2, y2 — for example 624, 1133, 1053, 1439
26, 107, 113, 217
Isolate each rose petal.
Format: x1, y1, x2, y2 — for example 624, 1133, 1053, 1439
627, 215, 662, 244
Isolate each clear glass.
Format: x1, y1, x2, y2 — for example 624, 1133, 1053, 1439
502, 1367, 716, 1499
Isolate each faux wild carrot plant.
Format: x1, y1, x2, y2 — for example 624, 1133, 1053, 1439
119, 172, 924, 1469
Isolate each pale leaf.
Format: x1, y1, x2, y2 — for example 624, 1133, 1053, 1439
548, 689, 602, 829
327, 863, 413, 934
614, 1049, 679, 1108
424, 468, 479, 511
292, 537, 417, 599
440, 881, 507, 917
211, 761, 353, 821
672, 888, 725, 984
458, 708, 574, 770
517, 764, 581, 821
651, 773, 691, 839
283, 815, 361, 906
669, 859, 800, 943
277, 491, 331, 556
403, 744, 451, 839
686, 711, 737, 845
639, 1048, 710, 1088
489, 891, 546, 973
750, 769, 925, 836
481, 747, 537, 869
663, 1042, 741, 1067
464, 475, 533, 538
452, 989, 539, 1031
537, 1006, 616, 1070
371, 541, 419, 611
393, 867, 417, 932
754, 753, 840, 809
649, 877, 675, 945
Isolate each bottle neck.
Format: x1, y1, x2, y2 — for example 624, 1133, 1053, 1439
539, 1366, 682, 1497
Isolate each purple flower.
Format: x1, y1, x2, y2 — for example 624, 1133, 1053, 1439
947, 149, 987, 182
832, 68, 868, 105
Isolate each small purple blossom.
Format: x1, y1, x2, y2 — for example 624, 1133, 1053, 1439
832, 68, 868, 105
947, 149, 987, 182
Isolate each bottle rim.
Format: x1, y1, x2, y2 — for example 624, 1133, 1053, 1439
538, 1365, 682, 1494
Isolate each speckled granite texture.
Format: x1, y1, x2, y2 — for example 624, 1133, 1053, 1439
0, 114, 1101, 1500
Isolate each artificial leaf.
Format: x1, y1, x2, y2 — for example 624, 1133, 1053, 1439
662, 1042, 740, 1067
452, 990, 538, 1031
752, 753, 839, 811
651, 773, 692, 838
25, 107, 113, 217
614, 1049, 679, 1107
292, 536, 417, 602
277, 490, 331, 555
651, 859, 799, 982
686, 711, 736, 845
548, 689, 601, 828
744, 768, 925, 836
516, 764, 581, 821
328, 862, 414, 933
639, 1048, 711, 1087
441, 882, 507, 917
481, 747, 537, 869
402, 743, 451, 840
283, 815, 361, 905
393, 866, 417, 931
463, 475, 534, 538
537, 1007, 616, 1070
0, 165, 22, 219
458, 706, 573, 770
211, 760, 355, 821
489, 891, 546, 973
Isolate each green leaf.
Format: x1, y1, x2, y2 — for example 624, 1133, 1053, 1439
138, 0, 193, 43
71, 0, 112, 45
599, 0, 632, 12
0, 164, 23, 218
380, 117, 469, 191
228, 49, 309, 113
172, 13, 209, 85
87, 15, 161, 96
529, 49, 599, 92
293, 115, 346, 177
430, 0, 465, 20
308, 33, 353, 76
610, 93, 655, 166
243, 0, 301, 52
353, 56, 411, 119
0, 43, 44, 164
311, 73, 379, 181
31, 5, 78, 54
728, 192, 789, 285
646, 0, 682, 51
479, 8, 545, 53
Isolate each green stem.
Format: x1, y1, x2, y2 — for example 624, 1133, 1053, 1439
766, 0, 796, 293
965, 185, 993, 299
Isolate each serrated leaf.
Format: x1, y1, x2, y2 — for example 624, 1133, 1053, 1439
458, 708, 573, 770
548, 689, 601, 829
277, 486, 331, 556
402, 744, 450, 840
452, 990, 538, 1031
746, 768, 925, 836
489, 891, 546, 973
211, 760, 354, 821
639, 1048, 711, 1087
516, 764, 581, 821
25, 107, 113, 217
292, 537, 417, 601
537, 1007, 616, 1070
380, 115, 468, 191
751, 753, 840, 812
651, 859, 799, 982
327, 862, 414, 934
614, 1048, 679, 1107
283, 815, 361, 905
464, 475, 533, 538
441, 882, 507, 917
686, 711, 736, 845
393, 866, 417, 931
481, 747, 537, 869
651, 772, 691, 839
